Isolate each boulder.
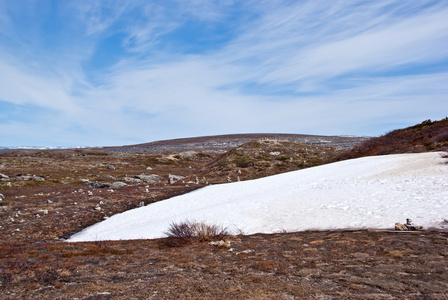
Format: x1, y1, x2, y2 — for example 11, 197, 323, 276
110, 182, 128, 189
90, 182, 111, 188
0, 173, 9, 181
404, 218, 423, 231
135, 174, 160, 183
404, 224, 423, 231
16, 174, 33, 181
167, 174, 185, 184
123, 177, 142, 183
395, 223, 408, 231
16, 174, 45, 181
0, 193, 4, 201
32, 175, 45, 181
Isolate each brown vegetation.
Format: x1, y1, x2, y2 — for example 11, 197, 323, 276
199, 139, 339, 183
163, 220, 229, 247
1, 230, 447, 299
1, 130, 447, 298
336, 118, 448, 161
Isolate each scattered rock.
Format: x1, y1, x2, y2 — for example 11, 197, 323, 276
167, 174, 185, 184
33, 175, 45, 181
15, 174, 45, 181
123, 177, 142, 183
90, 182, 111, 188
395, 219, 424, 231
404, 218, 423, 231
395, 223, 408, 231
236, 249, 254, 255
110, 182, 128, 189
135, 174, 160, 183
16, 174, 31, 180
209, 240, 231, 248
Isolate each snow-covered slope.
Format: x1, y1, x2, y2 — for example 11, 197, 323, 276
69, 152, 448, 242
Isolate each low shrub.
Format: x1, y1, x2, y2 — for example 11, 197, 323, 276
163, 220, 229, 246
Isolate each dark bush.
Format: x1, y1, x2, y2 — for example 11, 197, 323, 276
163, 220, 229, 246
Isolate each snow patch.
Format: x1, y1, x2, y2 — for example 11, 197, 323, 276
69, 152, 448, 242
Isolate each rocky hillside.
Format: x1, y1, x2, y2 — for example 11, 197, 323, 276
198, 139, 338, 183
101, 133, 369, 154
335, 118, 448, 161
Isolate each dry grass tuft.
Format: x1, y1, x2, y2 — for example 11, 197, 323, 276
162, 220, 229, 247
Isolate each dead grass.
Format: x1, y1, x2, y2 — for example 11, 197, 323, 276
162, 220, 229, 247
336, 118, 448, 161
1, 230, 447, 299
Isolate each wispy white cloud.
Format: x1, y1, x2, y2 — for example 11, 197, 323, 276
0, 0, 447, 146
0, 58, 78, 112
72, 0, 134, 35
216, 1, 448, 90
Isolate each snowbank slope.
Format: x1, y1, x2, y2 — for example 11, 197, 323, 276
69, 152, 448, 242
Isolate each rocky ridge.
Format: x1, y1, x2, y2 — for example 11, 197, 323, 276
100, 133, 369, 154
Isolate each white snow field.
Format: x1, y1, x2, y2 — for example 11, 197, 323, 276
69, 152, 448, 242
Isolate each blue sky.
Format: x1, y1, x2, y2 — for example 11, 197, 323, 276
0, 0, 447, 147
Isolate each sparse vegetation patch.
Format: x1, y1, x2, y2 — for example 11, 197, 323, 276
336, 118, 448, 160
163, 220, 229, 246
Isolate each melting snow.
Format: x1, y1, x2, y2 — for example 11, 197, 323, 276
69, 152, 448, 242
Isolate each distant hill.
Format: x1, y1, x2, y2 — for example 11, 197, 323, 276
335, 118, 448, 161
102, 133, 369, 154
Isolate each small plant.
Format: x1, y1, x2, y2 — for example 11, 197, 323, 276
163, 220, 229, 246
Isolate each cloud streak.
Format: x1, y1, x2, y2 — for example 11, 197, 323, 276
0, 0, 447, 146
